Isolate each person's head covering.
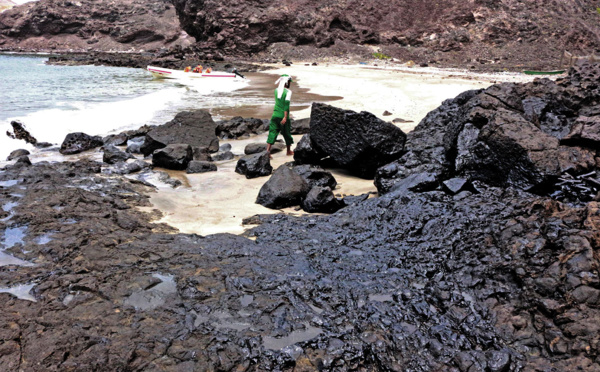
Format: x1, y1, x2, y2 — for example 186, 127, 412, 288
275, 74, 292, 98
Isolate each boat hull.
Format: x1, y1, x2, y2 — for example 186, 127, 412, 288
147, 66, 240, 80
523, 70, 566, 75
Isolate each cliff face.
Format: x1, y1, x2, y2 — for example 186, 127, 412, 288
172, 0, 600, 67
0, 0, 193, 52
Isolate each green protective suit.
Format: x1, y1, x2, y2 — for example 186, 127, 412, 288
266, 87, 293, 145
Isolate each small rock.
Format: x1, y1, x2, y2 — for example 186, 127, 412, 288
7, 149, 30, 161
186, 161, 217, 173
235, 152, 272, 179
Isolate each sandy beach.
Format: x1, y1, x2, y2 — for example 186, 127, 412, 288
141, 63, 541, 236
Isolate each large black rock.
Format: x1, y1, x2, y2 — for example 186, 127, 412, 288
291, 164, 337, 190
256, 164, 310, 209
103, 145, 134, 165
309, 103, 407, 178
186, 161, 217, 173
375, 64, 600, 196
293, 134, 326, 165
215, 117, 268, 139
7, 149, 30, 161
152, 144, 193, 170
244, 142, 285, 155
141, 110, 219, 156
301, 186, 343, 213
235, 152, 272, 179
60, 132, 104, 155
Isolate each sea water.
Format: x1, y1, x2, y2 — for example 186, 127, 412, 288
0, 53, 251, 160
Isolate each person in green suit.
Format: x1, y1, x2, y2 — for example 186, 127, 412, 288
266, 74, 294, 158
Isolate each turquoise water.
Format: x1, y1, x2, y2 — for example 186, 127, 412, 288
0, 54, 252, 159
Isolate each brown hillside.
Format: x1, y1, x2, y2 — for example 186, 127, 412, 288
0, 0, 193, 52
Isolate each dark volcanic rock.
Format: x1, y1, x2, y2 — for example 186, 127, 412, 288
235, 152, 272, 179
244, 142, 284, 155
293, 134, 327, 165
256, 164, 310, 208
6, 121, 37, 145
103, 133, 129, 147
103, 145, 135, 165
290, 163, 337, 190
211, 151, 234, 161
375, 64, 600, 197
216, 117, 268, 139
310, 103, 406, 178
192, 146, 211, 161
152, 144, 193, 170
59, 132, 104, 155
186, 160, 217, 173
102, 160, 150, 175
126, 137, 146, 154
301, 186, 343, 213
3, 126, 600, 371
7, 149, 30, 161
141, 110, 219, 156
290, 117, 310, 134
15, 155, 31, 166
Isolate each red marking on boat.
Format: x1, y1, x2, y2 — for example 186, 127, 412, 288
148, 68, 172, 74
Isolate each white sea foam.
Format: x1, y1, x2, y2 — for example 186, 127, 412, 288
0, 87, 187, 160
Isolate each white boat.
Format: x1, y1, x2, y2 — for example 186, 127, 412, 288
147, 66, 245, 80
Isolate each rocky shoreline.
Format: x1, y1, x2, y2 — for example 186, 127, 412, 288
0, 64, 599, 371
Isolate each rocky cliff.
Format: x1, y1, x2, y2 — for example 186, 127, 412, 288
172, 0, 600, 68
0, 0, 193, 52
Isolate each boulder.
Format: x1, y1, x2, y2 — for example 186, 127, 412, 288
15, 155, 32, 166
375, 65, 600, 197
211, 151, 234, 161
103, 160, 150, 175
293, 134, 326, 165
192, 146, 211, 161
60, 132, 104, 155
235, 152, 272, 179
103, 145, 134, 165
103, 133, 129, 147
152, 144, 193, 170
7, 149, 30, 161
290, 118, 310, 135
7, 121, 37, 145
141, 110, 219, 156
245, 142, 285, 155
291, 164, 337, 189
219, 143, 232, 152
35, 142, 53, 149
126, 137, 145, 154
186, 161, 217, 174
256, 164, 310, 209
301, 186, 343, 213
309, 103, 407, 178
216, 117, 268, 139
